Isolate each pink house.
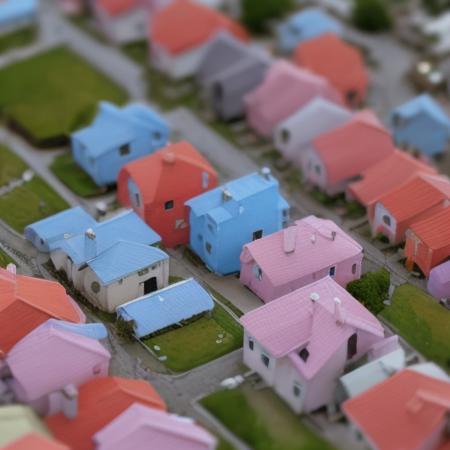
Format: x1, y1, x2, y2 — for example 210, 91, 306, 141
240, 216, 363, 303
93, 403, 217, 450
3, 319, 110, 414
302, 111, 395, 196
240, 276, 385, 414
244, 60, 344, 138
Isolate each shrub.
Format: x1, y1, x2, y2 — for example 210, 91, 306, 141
352, 0, 392, 32
347, 269, 390, 314
116, 316, 136, 341
242, 0, 293, 33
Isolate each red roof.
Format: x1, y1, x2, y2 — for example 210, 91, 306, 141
46, 377, 166, 450
313, 111, 395, 185
150, 0, 248, 54
294, 34, 369, 102
343, 369, 450, 450
378, 174, 450, 222
96, 0, 140, 16
0, 268, 85, 355
4, 433, 69, 450
409, 206, 450, 250
347, 150, 437, 206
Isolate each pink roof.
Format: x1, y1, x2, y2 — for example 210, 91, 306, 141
96, 0, 140, 16
244, 60, 344, 136
241, 216, 362, 286
313, 110, 395, 185
93, 403, 216, 450
240, 277, 384, 379
7, 320, 110, 402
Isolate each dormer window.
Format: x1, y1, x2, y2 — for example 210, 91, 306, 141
382, 215, 391, 226
298, 348, 309, 362
119, 144, 130, 156
253, 229, 263, 241
347, 333, 358, 360
164, 200, 174, 210
329, 266, 336, 277
253, 264, 262, 280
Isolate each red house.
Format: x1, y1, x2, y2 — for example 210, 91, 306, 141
117, 141, 218, 248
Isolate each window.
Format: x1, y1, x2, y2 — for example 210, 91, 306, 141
208, 223, 215, 234
91, 281, 101, 294
280, 128, 290, 144
347, 333, 358, 360
329, 266, 336, 277
153, 131, 162, 141
206, 242, 212, 254
202, 171, 209, 189
198, 234, 203, 241
40, 238, 45, 245
382, 215, 391, 226
298, 348, 309, 362
352, 263, 357, 275
213, 83, 223, 101
118, 279, 123, 285
261, 353, 270, 368
138, 268, 149, 277
315, 165, 321, 175
392, 113, 403, 127
134, 193, 141, 208
119, 144, 130, 156
151, 264, 158, 271
248, 338, 254, 351
252, 229, 263, 241
92, 364, 102, 375
253, 264, 262, 280
293, 382, 302, 398
164, 200, 174, 210
346, 90, 358, 106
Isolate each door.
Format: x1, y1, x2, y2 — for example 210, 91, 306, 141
143, 277, 158, 295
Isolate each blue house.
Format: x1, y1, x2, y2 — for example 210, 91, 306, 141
116, 278, 215, 338
0, 0, 37, 34
185, 169, 290, 275
72, 102, 169, 187
277, 8, 342, 53
391, 94, 450, 157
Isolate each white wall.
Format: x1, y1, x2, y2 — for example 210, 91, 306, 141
372, 202, 397, 242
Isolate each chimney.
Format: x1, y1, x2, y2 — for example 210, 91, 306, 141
162, 151, 176, 164
84, 228, 97, 260
283, 225, 297, 254
331, 231, 336, 241
62, 384, 78, 420
222, 188, 232, 202
309, 292, 319, 313
334, 297, 345, 325
260, 167, 271, 180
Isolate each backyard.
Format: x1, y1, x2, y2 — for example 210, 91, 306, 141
0, 47, 127, 146
381, 283, 450, 370
142, 302, 243, 372
201, 384, 336, 450
0, 26, 36, 54
0, 145, 27, 186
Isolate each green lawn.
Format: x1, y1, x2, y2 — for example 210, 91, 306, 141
201, 385, 336, 450
0, 47, 127, 146
50, 153, 104, 197
0, 26, 36, 54
0, 176, 69, 233
0, 248, 15, 268
143, 303, 243, 372
381, 283, 450, 370
122, 40, 149, 66
0, 145, 27, 186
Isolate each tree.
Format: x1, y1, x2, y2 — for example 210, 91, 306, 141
352, 0, 392, 32
241, 0, 293, 33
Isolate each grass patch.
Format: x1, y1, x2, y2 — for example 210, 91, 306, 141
217, 438, 235, 450
0, 26, 36, 54
381, 283, 450, 370
50, 152, 105, 197
0, 176, 69, 232
201, 385, 336, 450
0, 47, 127, 146
209, 286, 244, 318
0, 145, 27, 186
143, 303, 243, 372
122, 40, 149, 66
0, 248, 15, 267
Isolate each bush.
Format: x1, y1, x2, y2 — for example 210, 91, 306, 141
242, 0, 293, 33
116, 316, 136, 341
352, 0, 392, 32
347, 269, 390, 314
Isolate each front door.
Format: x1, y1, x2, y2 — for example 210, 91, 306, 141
143, 277, 158, 295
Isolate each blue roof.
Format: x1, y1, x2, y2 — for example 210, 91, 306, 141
24, 206, 97, 251
45, 319, 108, 340
394, 94, 450, 127
88, 241, 168, 285
60, 210, 161, 265
283, 8, 342, 39
0, 0, 37, 26
116, 278, 215, 338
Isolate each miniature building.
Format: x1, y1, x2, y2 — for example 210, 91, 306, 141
240, 216, 363, 303
117, 141, 218, 248
427, 260, 450, 306
197, 32, 271, 121
149, 0, 248, 80
302, 111, 395, 196
390, 94, 450, 157
240, 277, 385, 414
72, 102, 169, 187
0, 0, 37, 35
293, 34, 369, 107
185, 169, 289, 275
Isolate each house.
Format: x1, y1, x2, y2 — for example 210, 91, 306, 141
342, 369, 450, 450
277, 8, 342, 53
302, 111, 395, 196
24, 206, 97, 253
93, 403, 217, 450
46, 377, 166, 450
347, 150, 437, 215
0, 0, 37, 35
117, 278, 215, 338
240, 276, 385, 414
185, 168, 289, 275
405, 207, 450, 277
3, 433, 69, 450
196, 33, 271, 121
117, 141, 218, 248
428, 260, 450, 307
244, 60, 343, 138
0, 266, 85, 355
240, 216, 363, 303
72, 102, 169, 187
274, 97, 352, 166
390, 94, 450, 157
149, 0, 248, 80
293, 34, 369, 107
370, 174, 450, 245
4, 319, 110, 413
91, 0, 147, 43
48, 210, 169, 312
